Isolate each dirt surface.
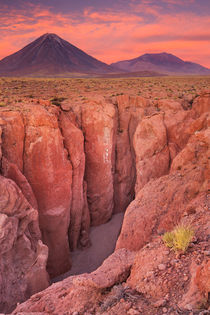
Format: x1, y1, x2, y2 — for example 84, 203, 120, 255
53, 212, 124, 282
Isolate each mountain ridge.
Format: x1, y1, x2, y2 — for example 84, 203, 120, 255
111, 52, 210, 75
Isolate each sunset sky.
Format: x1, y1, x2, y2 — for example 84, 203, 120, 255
0, 0, 210, 67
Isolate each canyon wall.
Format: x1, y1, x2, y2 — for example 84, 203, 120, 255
0, 90, 209, 313
12, 88, 210, 313
0, 95, 151, 278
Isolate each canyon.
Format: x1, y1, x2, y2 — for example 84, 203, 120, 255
0, 77, 209, 314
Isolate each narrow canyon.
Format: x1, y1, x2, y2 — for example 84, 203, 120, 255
0, 90, 209, 314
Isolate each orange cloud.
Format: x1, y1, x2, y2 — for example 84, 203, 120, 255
0, 3, 210, 68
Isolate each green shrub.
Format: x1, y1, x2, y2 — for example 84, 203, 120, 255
163, 225, 194, 252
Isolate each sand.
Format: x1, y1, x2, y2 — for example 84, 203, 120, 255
53, 212, 124, 282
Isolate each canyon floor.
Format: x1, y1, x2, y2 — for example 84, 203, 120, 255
0, 75, 209, 315
53, 212, 124, 281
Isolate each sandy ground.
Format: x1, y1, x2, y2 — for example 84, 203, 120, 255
53, 212, 124, 282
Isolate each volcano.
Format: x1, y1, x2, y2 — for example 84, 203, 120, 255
111, 52, 210, 75
0, 33, 115, 76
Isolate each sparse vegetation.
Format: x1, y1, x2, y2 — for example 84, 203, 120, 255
50, 96, 66, 106
0, 76, 209, 111
163, 224, 194, 252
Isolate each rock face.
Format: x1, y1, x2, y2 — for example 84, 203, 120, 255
133, 113, 169, 193
114, 95, 148, 213
0, 175, 49, 313
192, 89, 210, 116
82, 98, 116, 225
0, 111, 25, 171
59, 111, 90, 251
116, 92, 209, 251
116, 166, 205, 251
1, 157, 38, 209
23, 106, 73, 277
116, 126, 209, 251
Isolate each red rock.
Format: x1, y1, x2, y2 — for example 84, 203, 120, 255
164, 109, 196, 160
178, 261, 206, 311
133, 113, 170, 193
12, 249, 134, 314
171, 128, 210, 191
82, 97, 116, 225
23, 106, 73, 277
116, 168, 206, 252
59, 111, 90, 251
195, 260, 210, 299
117, 113, 209, 252
127, 197, 209, 311
0, 175, 49, 313
0, 124, 2, 160
114, 95, 145, 213
0, 111, 25, 171
127, 243, 169, 299
192, 90, 210, 116
158, 99, 183, 112
80, 180, 91, 247
1, 157, 38, 209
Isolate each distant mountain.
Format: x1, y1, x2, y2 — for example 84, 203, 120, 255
0, 33, 115, 76
111, 52, 210, 75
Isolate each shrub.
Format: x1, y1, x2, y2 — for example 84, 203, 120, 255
163, 225, 194, 252
162, 231, 174, 248
50, 96, 66, 106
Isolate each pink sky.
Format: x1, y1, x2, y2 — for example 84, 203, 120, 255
0, 0, 210, 67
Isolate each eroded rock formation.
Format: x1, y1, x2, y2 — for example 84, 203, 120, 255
116, 119, 209, 251
81, 97, 116, 225
0, 89, 209, 313
12, 248, 134, 314
0, 175, 49, 313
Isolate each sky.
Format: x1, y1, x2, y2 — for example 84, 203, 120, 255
0, 0, 210, 67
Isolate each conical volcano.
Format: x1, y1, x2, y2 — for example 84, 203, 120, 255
0, 33, 114, 76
